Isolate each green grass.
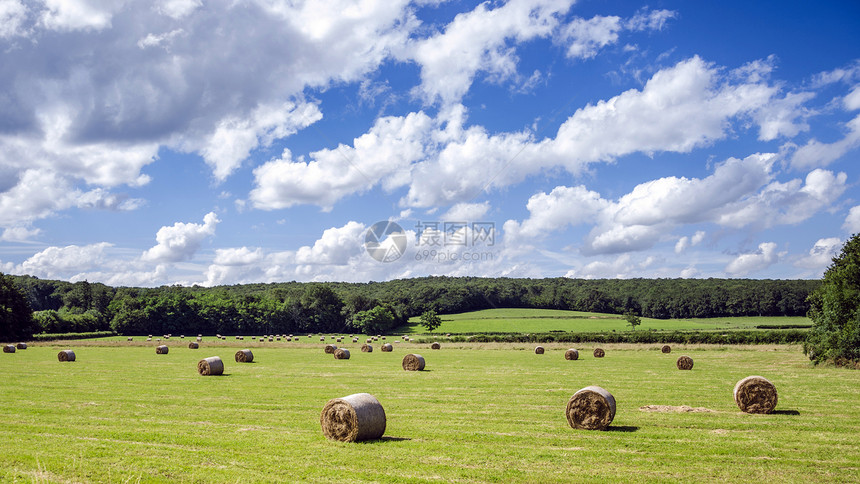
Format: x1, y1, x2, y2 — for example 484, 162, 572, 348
402, 308, 812, 333
1, 340, 857, 483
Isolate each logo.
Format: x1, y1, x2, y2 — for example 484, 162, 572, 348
364, 221, 407, 263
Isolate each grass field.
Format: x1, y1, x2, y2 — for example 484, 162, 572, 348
1, 339, 857, 483
402, 308, 812, 333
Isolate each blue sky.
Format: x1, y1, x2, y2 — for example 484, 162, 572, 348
1, 0, 859, 286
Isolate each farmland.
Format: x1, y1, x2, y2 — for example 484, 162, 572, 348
1, 338, 858, 483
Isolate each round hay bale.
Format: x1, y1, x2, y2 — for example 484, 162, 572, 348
180, 335, 185, 339
127, 337, 133, 342
16, 342, 27, 350
593, 348, 605, 358
352, 338, 358, 343
267, 338, 273, 342
566, 386, 616, 430
336, 338, 342, 343
320, 336, 325, 342
4, 344, 16, 353
676, 355, 694, 370
146, 337, 152, 342
324, 344, 337, 354
402, 353, 425, 371
58, 350, 76, 362
196, 337, 202, 342
361, 344, 373, 353
661, 344, 671, 353
381, 343, 393, 352
534, 346, 545, 355
334, 348, 351, 360
733, 376, 778, 414
235, 349, 254, 363
320, 393, 386, 442
430, 342, 441, 350
565, 349, 579, 360
198, 356, 224, 376
366, 338, 372, 343
156, 345, 169, 355
188, 342, 199, 349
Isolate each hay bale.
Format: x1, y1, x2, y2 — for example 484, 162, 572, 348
320, 336, 325, 342
146, 337, 152, 342
188, 342, 199, 349
334, 348, 351, 360
361, 344, 373, 353
593, 348, 605, 358
381, 343, 393, 352
320, 393, 386, 442
534, 346, 545, 355
324, 344, 337, 354
431, 342, 441, 350
565, 349, 579, 360
402, 353, 425, 371
566, 386, 616, 430
198, 356, 224, 376
196, 337, 202, 342
352, 338, 358, 343
661, 344, 671, 353
156, 345, 169, 355
58, 350, 76, 362
733, 376, 778, 414
16, 343, 27, 350
366, 338, 372, 343
4, 344, 16, 353
235, 349, 254, 363
676, 355, 694, 370
127, 337, 133, 342
336, 338, 342, 343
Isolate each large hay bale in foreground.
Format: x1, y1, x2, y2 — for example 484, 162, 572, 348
676, 355, 694, 370
16, 343, 27, 350
565, 349, 579, 360
334, 348, 351, 360
320, 393, 386, 442
566, 386, 616, 430
324, 344, 337, 354
361, 344, 373, 353
381, 343, 393, 352
430, 342, 441, 350
4, 345, 16, 353
593, 348, 605, 358
733, 376, 778, 414
58, 350, 76, 362
661, 344, 671, 353
534, 346, 545, 354
156, 345, 169, 355
402, 353, 425, 371
188, 342, 199, 349
235, 349, 254, 363
198, 356, 224, 376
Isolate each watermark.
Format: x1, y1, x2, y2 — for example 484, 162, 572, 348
364, 221, 407, 262
365, 220, 497, 264
414, 249, 496, 262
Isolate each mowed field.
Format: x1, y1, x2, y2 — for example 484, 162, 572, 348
403, 308, 812, 333
1, 339, 858, 483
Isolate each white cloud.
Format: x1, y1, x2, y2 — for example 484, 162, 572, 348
1, 226, 41, 242
441, 202, 491, 222
725, 242, 781, 276
559, 9, 676, 60
141, 212, 220, 263
794, 237, 841, 271
39, 0, 115, 32
845, 84, 860, 110
295, 222, 366, 265
20, 242, 113, 280
844, 206, 860, 233
155, 0, 200, 20
503, 185, 608, 244
790, 114, 860, 169
0, 0, 27, 38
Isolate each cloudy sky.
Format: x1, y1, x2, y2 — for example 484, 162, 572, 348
1, 0, 859, 286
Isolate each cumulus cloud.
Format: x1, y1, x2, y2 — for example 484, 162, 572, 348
0, 0, 28, 38
20, 242, 113, 280
559, 9, 675, 60
725, 242, 781, 276
790, 114, 860, 169
844, 206, 860, 233
675, 231, 706, 254
1, 226, 41, 242
794, 237, 841, 271
141, 212, 219, 263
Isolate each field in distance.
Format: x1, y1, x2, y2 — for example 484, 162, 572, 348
402, 308, 811, 333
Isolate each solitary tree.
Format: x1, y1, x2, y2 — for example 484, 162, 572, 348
624, 310, 641, 331
419, 309, 442, 332
0, 272, 36, 340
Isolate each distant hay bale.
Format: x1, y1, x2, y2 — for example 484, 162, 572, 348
324, 344, 338, 354
402, 353, 425, 371
733, 376, 778, 414
381, 336, 386, 340
16, 343, 27, 350
366, 338, 372, 343
196, 337, 202, 342
188, 342, 199, 349
127, 337, 133, 342
566, 386, 616, 430
534, 346, 545, 354
146, 338, 152, 342
320, 336, 325, 342
361, 344, 373, 352
58, 350, 76, 362
593, 348, 605, 358
352, 338, 358, 343
287, 337, 292, 341
372, 337, 378, 342
276, 336, 280, 341
676, 355, 694, 370
180, 335, 185, 339
156, 345, 169, 355
268, 338, 273, 342
661, 345, 671, 354
336, 338, 342, 343
320, 393, 386, 442
431, 342, 441, 350
381, 343, 393, 352
198, 356, 224, 376
235, 349, 254, 363
334, 348, 351, 360
4, 344, 16, 353
565, 349, 579, 360
252, 336, 256, 340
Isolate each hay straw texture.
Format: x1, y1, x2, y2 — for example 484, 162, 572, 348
320, 393, 386, 442
4, 345, 16, 353
188, 342, 199, 349
235, 349, 254, 363
431, 342, 441, 350
733, 376, 778, 414
661, 345, 671, 353
593, 348, 605, 358
381, 343, 393, 352
565, 349, 579, 360
566, 386, 616, 431
16, 343, 27, 350
198, 356, 224, 376
676, 355, 694, 370
402, 353, 425, 371
156, 345, 169, 355
534, 346, 545, 354
324, 344, 337, 354
58, 350, 76, 362
334, 348, 351, 360
361, 344, 373, 353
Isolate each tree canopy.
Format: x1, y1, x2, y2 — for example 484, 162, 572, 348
1, 272, 36, 340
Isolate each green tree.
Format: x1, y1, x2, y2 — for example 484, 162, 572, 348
1, 272, 36, 340
353, 306, 396, 334
419, 309, 442, 332
624, 310, 641, 331
805, 234, 860, 366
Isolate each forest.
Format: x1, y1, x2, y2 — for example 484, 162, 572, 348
6, 275, 819, 337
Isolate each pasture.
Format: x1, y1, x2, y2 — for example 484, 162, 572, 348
0, 339, 857, 483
